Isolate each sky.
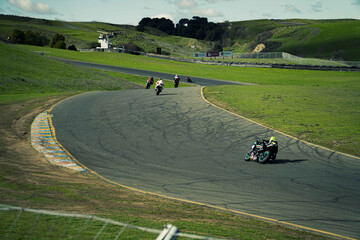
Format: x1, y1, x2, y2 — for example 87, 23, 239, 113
1, 0, 359, 25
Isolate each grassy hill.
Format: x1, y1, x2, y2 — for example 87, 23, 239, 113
0, 14, 359, 60
222, 18, 360, 60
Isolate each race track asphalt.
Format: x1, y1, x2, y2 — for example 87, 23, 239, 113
51, 84, 360, 239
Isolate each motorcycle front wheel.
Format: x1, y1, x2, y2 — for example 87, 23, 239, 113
258, 151, 271, 164
244, 152, 251, 161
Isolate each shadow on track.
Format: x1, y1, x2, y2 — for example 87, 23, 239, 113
270, 159, 308, 164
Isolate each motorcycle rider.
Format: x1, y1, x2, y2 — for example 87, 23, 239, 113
267, 136, 277, 146
250, 136, 277, 160
173, 74, 180, 87
155, 78, 164, 90
146, 76, 154, 89
174, 74, 180, 81
266, 136, 278, 160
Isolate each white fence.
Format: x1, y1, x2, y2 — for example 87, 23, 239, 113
0, 204, 224, 240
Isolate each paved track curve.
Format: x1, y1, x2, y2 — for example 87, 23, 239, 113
51, 86, 360, 239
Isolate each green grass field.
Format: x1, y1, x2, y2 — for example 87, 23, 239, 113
0, 43, 141, 98
0, 43, 194, 103
204, 85, 359, 155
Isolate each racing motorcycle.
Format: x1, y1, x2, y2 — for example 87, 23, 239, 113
145, 78, 154, 89
155, 85, 163, 95
173, 77, 180, 88
145, 80, 153, 89
244, 139, 278, 164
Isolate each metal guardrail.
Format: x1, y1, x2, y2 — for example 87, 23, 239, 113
0, 204, 224, 240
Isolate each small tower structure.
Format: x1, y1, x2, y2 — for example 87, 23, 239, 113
97, 31, 113, 49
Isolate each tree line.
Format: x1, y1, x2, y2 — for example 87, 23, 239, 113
136, 16, 224, 42
12, 29, 49, 46
11, 29, 77, 50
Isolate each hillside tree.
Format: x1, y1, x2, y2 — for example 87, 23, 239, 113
51, 33, 66, 49
12, 29, 25, 44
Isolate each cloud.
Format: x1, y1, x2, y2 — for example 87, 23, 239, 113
203, 0, 233, 2
311, 2, 322, 12
151, 14, 175, 21
178, 0, 197, 8
170, 0, 232, 7
7, 0, 57, 15
282, 4, 302, 14
168, 0, 196, 9
191, 8, 224, 17
168, 0, 224, 19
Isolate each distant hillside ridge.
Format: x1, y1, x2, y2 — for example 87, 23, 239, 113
220, 19, 359, 61
0, 14, 358, 60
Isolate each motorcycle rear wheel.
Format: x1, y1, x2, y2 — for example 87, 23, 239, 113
258, 151, 271, 164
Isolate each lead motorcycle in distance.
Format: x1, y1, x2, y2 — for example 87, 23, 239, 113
173, 75, 180, 88
244, 138, 278, 164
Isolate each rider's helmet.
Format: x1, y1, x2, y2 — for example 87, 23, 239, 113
269, 136, 276, 143
150, 76, 153, 80
175, 74, 178, 78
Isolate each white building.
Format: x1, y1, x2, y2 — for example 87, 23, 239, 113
97, 33, 113, 49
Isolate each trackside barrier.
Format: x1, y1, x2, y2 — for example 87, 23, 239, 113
156, 224, 178, 240
0, 204, 224, 240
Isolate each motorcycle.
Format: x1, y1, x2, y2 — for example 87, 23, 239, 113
173, 77, 180, 88
244, 139, 278, 164
155, 85, 163, 95
145, 80, 153, 89
186, 76, 192, 83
